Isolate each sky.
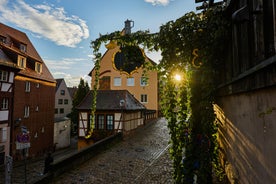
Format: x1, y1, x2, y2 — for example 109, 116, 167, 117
0, 0, 198, 87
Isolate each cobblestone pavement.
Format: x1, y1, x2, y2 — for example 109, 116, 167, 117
52, 118, 173, 184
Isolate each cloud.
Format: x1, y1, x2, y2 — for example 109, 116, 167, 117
144, 0, 171, 6
0, 0, 89, 47
44, 57, 92, 87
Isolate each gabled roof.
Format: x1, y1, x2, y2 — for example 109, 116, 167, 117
0, 23, 55, 83
0, 23, 42, 62
68, 87, 78, 99
77, 90, 146, 111
88, 44, 157, 77
55, 78, 64, 91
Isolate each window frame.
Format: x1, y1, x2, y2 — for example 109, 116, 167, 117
0, 70, 8, 82
106, 114, 114, 130
127, 77, 135, 86
140, 77, 148, 86
60, 90, 65, 95
24, 106, 30, 118
1, 98, 8, 110
35, 62, 42, 73
97, 114, 105, 130
141, 94, 148, 103
20, 43, 27, 52
25, 81, 31, 92
17, 55, 26, 68
114, 77, 122, 86
58, 99, 63, 105
60, 108, 64, 114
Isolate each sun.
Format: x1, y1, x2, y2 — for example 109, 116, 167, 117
174, 74, 182, 82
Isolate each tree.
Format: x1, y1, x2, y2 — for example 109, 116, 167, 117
70, 78, 90, 135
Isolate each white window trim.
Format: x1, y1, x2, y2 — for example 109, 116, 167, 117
127, 77, 135, 86
25, 81, 31, 92
1, 98, 8, 110
0, 70, 8, 82
114, 77, 122, 86
24, 106, 30, 118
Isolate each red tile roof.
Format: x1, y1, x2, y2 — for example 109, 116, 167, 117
0, 23, 55, 83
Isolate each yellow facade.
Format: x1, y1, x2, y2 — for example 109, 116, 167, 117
90, 45, 158, 112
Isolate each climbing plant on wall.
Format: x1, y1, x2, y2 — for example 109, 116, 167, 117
90, 6, 230, 183
158, 8, 230, 183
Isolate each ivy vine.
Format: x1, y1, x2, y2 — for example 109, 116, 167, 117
89, 6, 230, 183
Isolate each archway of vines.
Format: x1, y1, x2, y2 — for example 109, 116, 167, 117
90, 7, 230, 184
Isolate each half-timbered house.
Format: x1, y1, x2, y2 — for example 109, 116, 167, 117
0, 23, 56, 159
77, 90, 145, 149
0, 49, 19, 165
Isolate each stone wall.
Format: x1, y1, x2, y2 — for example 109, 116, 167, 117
37, 132, 123, 183
215, 86, 276, 184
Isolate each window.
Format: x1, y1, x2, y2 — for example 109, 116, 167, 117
60, 90, 65, 95
60, 108, 64, 114
106, 115, 114, 130
35, 62, 42, 73
127, 77, 135, 86
17, 56, 26, 68
64, 99, 68, 104
58, 99, 63, 104
25, 81, 31, 92
140, 77, 148, 86
1, 98, 8, 110
0, 70, 8, 82
97, 115, 105, 129
55, 108, 58, 114
24, 106, 30, 118
141, 94, 148, 103
20, 44, 27, 52
114, 77, 122, 86
0, 36, 6, 43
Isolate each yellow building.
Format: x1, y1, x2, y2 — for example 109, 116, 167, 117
89, 43, 158, 119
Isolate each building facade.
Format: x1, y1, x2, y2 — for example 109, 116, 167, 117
54, 78, 72, 150
55, 78, 73, 119
77, 90, 145, 149
89, 42, 158, 118
0, 49, 19, 165
0, 23, 56, 159
214, 1, 276, 183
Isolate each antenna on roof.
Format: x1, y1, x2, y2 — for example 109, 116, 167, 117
124, 19, 134, 35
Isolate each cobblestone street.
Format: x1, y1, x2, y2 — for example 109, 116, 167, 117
52, 118, 173, 184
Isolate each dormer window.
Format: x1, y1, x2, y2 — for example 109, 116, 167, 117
20, 43, 26, 52
0, 36, 6, 44
17, 55, 26, 68
35, 62, 42, 73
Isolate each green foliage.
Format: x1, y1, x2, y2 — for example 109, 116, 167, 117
70, 78, 90, 135
90, 7, 230, 182
157, 7, 230, 183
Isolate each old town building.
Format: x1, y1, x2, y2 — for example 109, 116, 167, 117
0, 23, 56, 159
